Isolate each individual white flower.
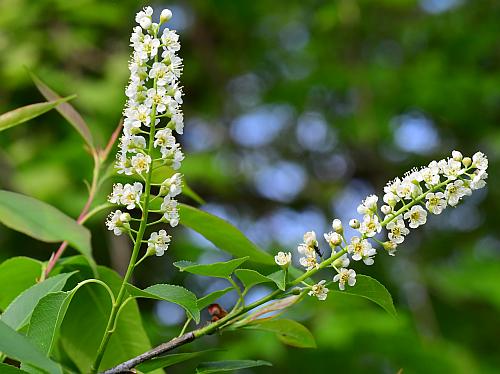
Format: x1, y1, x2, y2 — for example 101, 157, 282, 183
154, 128, 176, 149
382, 240, 398, 256
138, 35, 161, 60
160, 143, 185, 169
386, 218, 409, 244
452, 150, 463, 161
421, 161, 440, 186
332, 253, 350, 268
123, 117, 143, 136
470, 170, 488, 190
108, 183, 124, 204
324, 231, 342, 248
357, 194, 378, 215
383, 191, 399, 207
299, 255, 319, 271
160, 173, 183, 198
441, 158, 464, 180
161, 29, 181, 52
333, 268, 356, 291
105, 210, 131, 236
347, 236, 374, 263
135, 6, 153, 29
116, 154, 133, 175
303, 231, 318, 248
298, 243, 316, 258
121, 135, 146, 153
274, 251, 292, 267
404, 205, 427, 228
146, 87, 172, 113
308, 280, 329, 301
396, 178, 414, 199
445, 180, 471, 206
171, 111, 184, 134
161, 197, 179, 227
149, 62, 174, 86
131, 104, 152, 127
162, 51, 183, 78
148, 230, 171, 256
425, 192, 447, 214
358, 214, 382, 238
160, 9, 173, 23
472, 151, 488, 171
131, 153, 151, 174
120, 182, 143, 210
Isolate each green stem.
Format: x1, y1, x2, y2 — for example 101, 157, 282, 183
90, 57, 160, 374
227, 276, 244, 310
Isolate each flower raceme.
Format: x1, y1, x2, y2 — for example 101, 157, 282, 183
290, 150, 488, 299
105, 6, 184, 258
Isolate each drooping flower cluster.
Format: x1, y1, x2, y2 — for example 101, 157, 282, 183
277, 150, 488, 300
106, 7, 184, 257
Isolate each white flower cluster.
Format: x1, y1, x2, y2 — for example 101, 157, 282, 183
282, 151, 488, 301
106, 7, 184, 257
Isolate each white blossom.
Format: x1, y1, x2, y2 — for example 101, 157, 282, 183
425, 192, 447, 214
404, 205, 427, 228
470, 170, 487, 190
106, 210, 131, 236
445, 180, 471, 206
135, 6, 153, 29
386, 218, 409, 244
131, 153, 151, 174
120, 182, 143, 210
472, 151, 488, 170
332, 253, 350, 268
148, 230, 171, 256
108, 183, 124, 204
324, 231, 343, 248
160, 173, 183, 198
299, 255, 319, 271
358, 214, 382, 238
308, 280, 329, 300
357, 194, 378, 215
333, 268, 356, 291
161, 197, 179, 227
348, 236, 376, 265
274, 251, 292, 267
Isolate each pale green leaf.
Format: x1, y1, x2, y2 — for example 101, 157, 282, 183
137, 350, 216, 372
1, 272, 76, 331
0, 320, 61, 374
267, 270, 287, 291
30, 72, 94, 149
235, 269, 273, 290
127, 283, 200, 323
0, 97, 74, 132
196, 360, 272, 373
0, 363, 30, 373
197, 287, 234, 310
0, 190, 94, 270
0, 257, 42, 310
244, 319, 316, 348
178, 204, 274, 264
333, 274, 397, 317
174, 257, 249, 278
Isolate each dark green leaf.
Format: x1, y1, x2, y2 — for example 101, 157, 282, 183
178, 204, 274, 264
197, 287, 234, 310
30, 72, 94, 150
267, 270, 287, 291
0, 97, 74, 132
174, 257, 249, 278
332, 274, 397, 318
127, 283, 200, 323
137, 350, 216, 372
0, 257, 42, 310
1, 272, 76, 330
0, 363, 30, 373
196, 360, 272, 373
0, 320, 61, 374
244, 319, 316, 348
235, 269, 273, 290
0, 190, 94, 270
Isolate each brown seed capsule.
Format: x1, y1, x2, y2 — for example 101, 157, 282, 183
207, 303, 228, 322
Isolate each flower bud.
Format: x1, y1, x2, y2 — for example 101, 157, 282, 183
160, 9, 173, 23
119, 212, 131, 222
324, 232, 342, 248
140, 17, 152, 30
146, 246, 157, 257
452, 150, 463, 162
462, 157, 472, 167
349, 219, 360, 229
381, 205, 392, 215
331, 219, 343, 233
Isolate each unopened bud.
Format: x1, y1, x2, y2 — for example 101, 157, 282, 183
160, 8, 172, 23
452, 150, 463, 162
349, 219, 360, 229
462, 157, 472, 167
381, 205, 392, 215
119, 212, 131, 222
331, 219, 343, 233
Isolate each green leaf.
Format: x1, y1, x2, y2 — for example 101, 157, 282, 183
0, 96, 75, 132
127, 283, 200, 323
137, 350, 216, 372
0, 257, 42, 310
235, 269, 272, 290
174, 257, 249, 278
59, 267, 159, 373
0, 320, 61, 374
1, 272, 76, 331
0, 363, 30, 373
267, 270, 287, 291
333, 274, 397, 318
197, 287, 234, 310
244, 319, 316, 348
196, 360, 272, 373
178, 204, 274, 264
0, 190, 94, 269
29, 72, 94, 149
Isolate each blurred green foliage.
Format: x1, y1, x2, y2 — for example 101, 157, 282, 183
1, 0, 499, 373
